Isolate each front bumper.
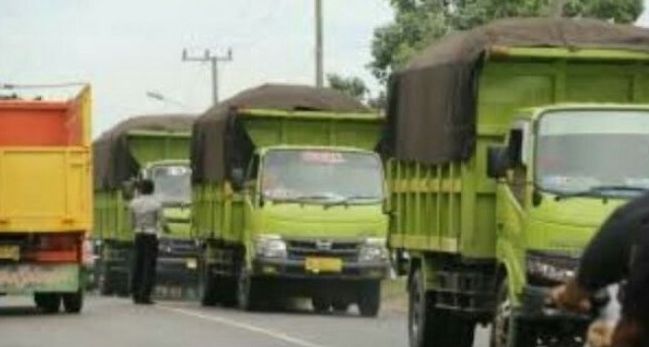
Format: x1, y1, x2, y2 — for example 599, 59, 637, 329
252, 257, 388, 280
156, 239, 200, 286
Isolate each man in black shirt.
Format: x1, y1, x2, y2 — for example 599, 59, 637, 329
552, 193, 649, 347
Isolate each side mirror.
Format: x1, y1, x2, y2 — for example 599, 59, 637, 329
487, 146, 508, 179
231, 168, 245, 190
121, 180, 136, 200
507, 128, 523, 167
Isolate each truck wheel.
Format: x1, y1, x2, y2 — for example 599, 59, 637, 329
199, 263, 217, 306
237, 268, 258, 311
491, 278, 530, 347
409, 268, 437, 347
62, 291, 84, 313
312, 297, 330, 313
358, 281, 381, 317
408, 268, 476, 347
34, 293, 61, 314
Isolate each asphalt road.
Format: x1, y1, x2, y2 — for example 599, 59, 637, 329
0, 295, 490, 347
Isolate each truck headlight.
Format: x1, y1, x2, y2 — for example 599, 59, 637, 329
254, 235, 287, 259
526, 251, 577, 284
359, 237, 388, 262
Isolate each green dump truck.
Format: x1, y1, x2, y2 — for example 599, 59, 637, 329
381, 18, 649, 347
191, 84, 389, 315
93, 114, 197, 296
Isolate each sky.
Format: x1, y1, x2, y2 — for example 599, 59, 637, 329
0, 0, 394, 136
3, 1, 649, 137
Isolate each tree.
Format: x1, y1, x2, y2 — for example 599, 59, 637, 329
370, 0, 643, 82
327, 73, 369, 102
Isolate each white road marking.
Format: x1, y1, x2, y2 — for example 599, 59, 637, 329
158, 305, 328, 347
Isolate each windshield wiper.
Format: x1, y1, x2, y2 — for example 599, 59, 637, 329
556, 185, 649, 201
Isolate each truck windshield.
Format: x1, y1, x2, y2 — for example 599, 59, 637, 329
536, 110, 649, 196
261, 150, 384, 204
150, 164, 191, 205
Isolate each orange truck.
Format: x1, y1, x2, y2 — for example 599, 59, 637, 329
0, 85, 92, 313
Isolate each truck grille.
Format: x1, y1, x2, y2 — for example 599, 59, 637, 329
286, 239, 360, 262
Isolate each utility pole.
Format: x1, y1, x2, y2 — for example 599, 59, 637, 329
315, 0, 324, 88
182, 48, 232, 105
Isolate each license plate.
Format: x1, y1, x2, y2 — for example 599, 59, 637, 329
185, 258, 197, 269
305, 257, 342, 273
0, 245, 19, 261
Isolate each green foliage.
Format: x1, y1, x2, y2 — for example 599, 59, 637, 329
370, 0, 644, 82
326, 73, 369, 102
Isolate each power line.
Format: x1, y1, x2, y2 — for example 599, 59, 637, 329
181, 48, 233, 105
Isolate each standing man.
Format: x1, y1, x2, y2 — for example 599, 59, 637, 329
551, 192, 649, 347
130, 179, 162, 304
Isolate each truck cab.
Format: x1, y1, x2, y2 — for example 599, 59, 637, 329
236, 145, 389, 314
488, 105, 649, 345
140, 160, 198, 284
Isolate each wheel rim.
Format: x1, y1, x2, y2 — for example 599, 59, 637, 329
494, 293, 512, 347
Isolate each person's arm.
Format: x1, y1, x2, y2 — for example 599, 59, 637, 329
576, 212, 633, 292
553, 200, 639, 311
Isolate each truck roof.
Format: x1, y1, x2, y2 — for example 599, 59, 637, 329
381, 18, 649, 165
94, 114, 195, 190
191, 84, 375, 184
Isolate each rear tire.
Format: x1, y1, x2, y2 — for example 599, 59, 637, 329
62, 291, 83, 313
408, 268, 475, 347
34, 293, 61, 314
358, 281, 381, 317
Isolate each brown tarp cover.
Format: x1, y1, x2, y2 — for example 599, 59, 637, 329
191, 83, 369, 184
379, 17, 649, 164
94, 114, 195, 190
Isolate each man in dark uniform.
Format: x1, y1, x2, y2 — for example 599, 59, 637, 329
552, 192, 649, 347
130, 179, 162, 305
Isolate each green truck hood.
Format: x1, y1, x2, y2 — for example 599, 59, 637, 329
162, 206, 191, 239
258, 203, 388, 239
526, 195, 626, 253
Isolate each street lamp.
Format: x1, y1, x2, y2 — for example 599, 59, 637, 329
145, 90, 187, 108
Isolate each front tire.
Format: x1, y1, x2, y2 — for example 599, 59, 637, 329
358, 281, 381, 317
491, 278, 530, 347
